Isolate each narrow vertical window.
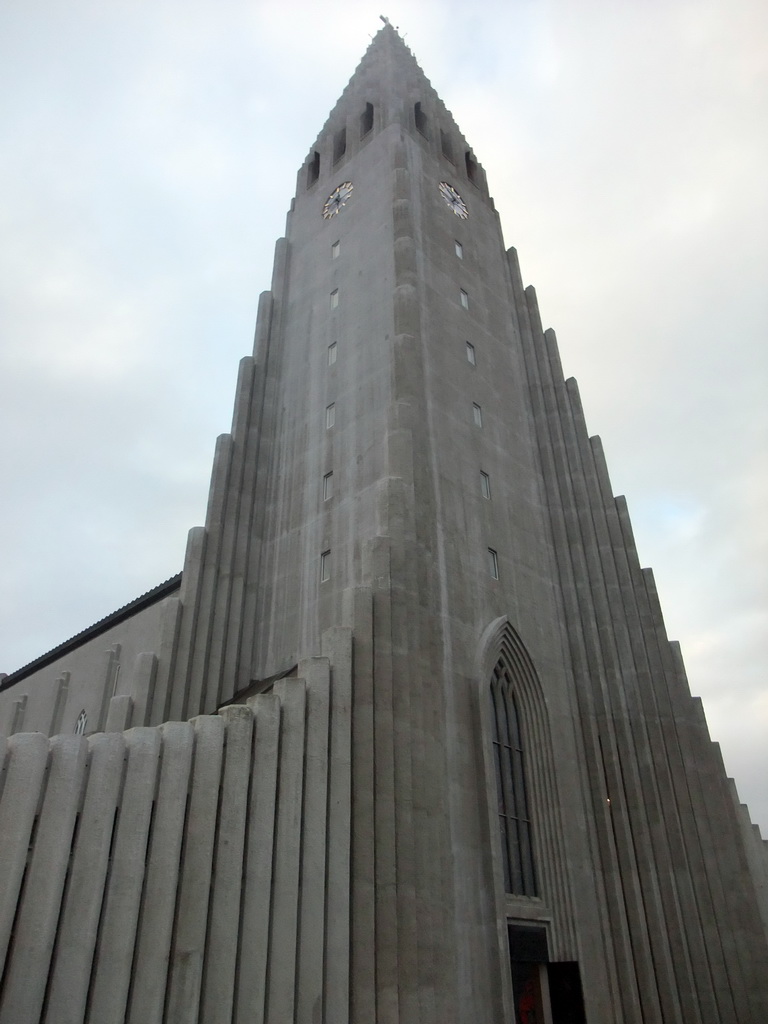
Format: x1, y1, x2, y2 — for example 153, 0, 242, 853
466, 341, 476, 365
328, 342, 337, 365
330, 289, 339, 309
465, 150, 478, 184
360, 102, 374, 137
331, 239, 340, 259
488, 548, 499, 579
320, 550, 331, 582
74, 709, 87, 736
481, 471, 491, 499
333, 126, 347, 163
460, 289, 469, 309
307, 150, 320, 187
326, 403, 335, 429
490, 666, 537, 895
455, 240, 463, 259
414, 101, 428, 137
440, 128, 454, 163
473, 403, 482, 427
323, 472, 333, 500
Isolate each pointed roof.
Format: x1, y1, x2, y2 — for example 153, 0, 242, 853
300, 21, 489, 200
294, 21, 493, 203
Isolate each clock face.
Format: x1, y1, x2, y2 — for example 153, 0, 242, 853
439, 181, 468, 219
323, 181, 354, 219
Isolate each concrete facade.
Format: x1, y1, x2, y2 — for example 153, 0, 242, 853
0, 24, 766, 1023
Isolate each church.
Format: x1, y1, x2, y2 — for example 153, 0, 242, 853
0, 22, 766, 1024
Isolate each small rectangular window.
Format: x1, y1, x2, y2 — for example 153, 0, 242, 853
465, 150, 478, 184
360, 102, 374, 138
328, 342, 337, 365
330, 289, 339, 309
320, 550, 331, 582
488, 548, 499, 580
333, 127, 347, 164
323, 472, 333, 501
466, 341, 476, 365
481, 471, 491, 499
460, 289, 469, 309
414, 101, 428, 138
473, 403, 482, 427
331, 240, 340, 259
455, 240, 463, 259
326, 403, 335, 429
440, 129, 454, 163
307, 150, 320, 188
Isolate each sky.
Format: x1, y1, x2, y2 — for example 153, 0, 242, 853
0, 0, 766, 829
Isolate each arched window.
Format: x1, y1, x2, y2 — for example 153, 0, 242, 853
490, 662, 537, 895
74, 709, 88, 736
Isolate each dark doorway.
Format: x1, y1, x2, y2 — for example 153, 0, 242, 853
547, 962, 586, 1024
508, 925, 548, 1024
508, 925, 587, 1024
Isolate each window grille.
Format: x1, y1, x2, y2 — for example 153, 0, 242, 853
490, 667, 537, 895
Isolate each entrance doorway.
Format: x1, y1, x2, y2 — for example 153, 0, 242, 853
508, 925, 586, 1024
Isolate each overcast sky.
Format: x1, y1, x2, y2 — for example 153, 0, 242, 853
1, 0, 766, 830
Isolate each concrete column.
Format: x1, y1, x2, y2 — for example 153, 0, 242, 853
221, 361, 263, 705
129, 721, 195, 1024
165, 716, 225, 1023
152, 589, 184, 724
295, 658, 331, 1024
96, 644, 121, 732
150, 594, 181, 725
265, 679, 307, 1023
200, 704, 254, 1023
44, 732, 126, 1024
87, 728, 162, 1024
0, 733, 50, 971
0, 735, 87, 1024
10, 694, 27, 736
105, 693, 133, 732
343, 586, 377, 1024
47, 672, 70, 736
185, 434, 234, 718
322, 626, 353, 1024
131, 651, 157, 727
237, 289, 275, 695
205, 359, 256, 712
235, 691, 280, 1024
169, 527, 207, 722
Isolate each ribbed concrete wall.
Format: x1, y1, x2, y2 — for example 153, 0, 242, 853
0, 629, 351, 1024
511, 248, 768, 1023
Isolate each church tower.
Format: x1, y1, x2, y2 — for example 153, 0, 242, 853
0, 22, 766, 1024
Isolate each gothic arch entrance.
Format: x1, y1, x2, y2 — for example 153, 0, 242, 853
476, 618, 586, 1024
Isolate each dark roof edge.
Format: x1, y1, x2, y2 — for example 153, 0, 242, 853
1, 573, 183, 690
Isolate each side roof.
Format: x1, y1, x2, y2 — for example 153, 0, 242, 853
0, 573, 182, 689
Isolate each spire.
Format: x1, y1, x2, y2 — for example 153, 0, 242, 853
296, 19, 489, 203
